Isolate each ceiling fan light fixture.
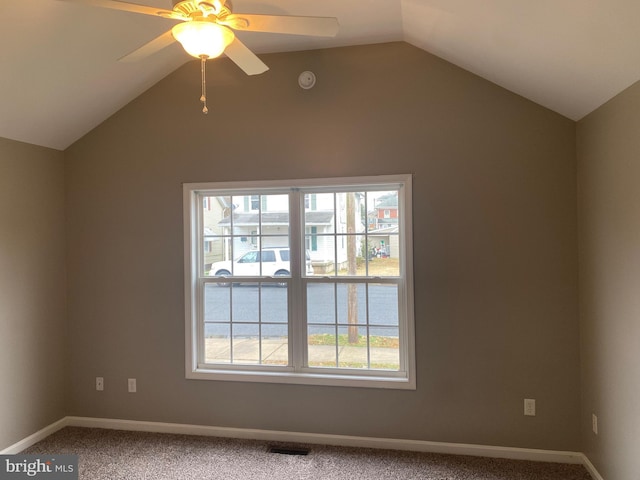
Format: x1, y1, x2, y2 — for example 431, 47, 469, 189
64, 0, 336, 114
172, 21, 235, 59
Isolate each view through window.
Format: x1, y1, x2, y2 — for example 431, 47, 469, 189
184, 175, 415, 388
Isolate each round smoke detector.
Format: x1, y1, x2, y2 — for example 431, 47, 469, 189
298, 71, 316, 90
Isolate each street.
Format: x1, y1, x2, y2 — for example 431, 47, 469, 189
203, 283, 399, 339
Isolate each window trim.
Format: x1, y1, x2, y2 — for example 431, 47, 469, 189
183, 174, 415, 389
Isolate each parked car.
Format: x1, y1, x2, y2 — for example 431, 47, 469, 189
209, 247, 313, 284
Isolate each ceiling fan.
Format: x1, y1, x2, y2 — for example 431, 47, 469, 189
57, 0, 339, 112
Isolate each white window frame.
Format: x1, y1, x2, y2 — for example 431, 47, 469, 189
184, 174, 415, 389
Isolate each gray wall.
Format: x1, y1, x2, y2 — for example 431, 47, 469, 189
65, 42, 580, 450
0, 137, 66, 450
577, 80, 640, 479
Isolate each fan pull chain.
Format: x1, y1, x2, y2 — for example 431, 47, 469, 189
200, 56, 209, 114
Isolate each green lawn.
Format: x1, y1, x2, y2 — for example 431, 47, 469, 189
308, 333, 399, 348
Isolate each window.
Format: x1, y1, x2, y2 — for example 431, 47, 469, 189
184, 175, 415, 389
304, 193, 317, 210
310, 226, 318, 251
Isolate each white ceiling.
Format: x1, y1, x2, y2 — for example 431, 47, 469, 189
2, 0, 640, 150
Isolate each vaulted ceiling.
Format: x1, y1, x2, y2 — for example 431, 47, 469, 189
3, 0, 640, 150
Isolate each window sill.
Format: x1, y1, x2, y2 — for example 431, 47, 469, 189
187, 366, 416, 390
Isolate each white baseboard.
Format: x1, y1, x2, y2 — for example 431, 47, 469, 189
5, 416, 600, 477
0, 417, 69, 454
65, 416, 584, 465
581, 454, 604, 480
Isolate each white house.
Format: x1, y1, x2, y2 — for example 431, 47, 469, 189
204, 192, 366, 273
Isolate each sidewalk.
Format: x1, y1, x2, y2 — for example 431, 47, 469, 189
205, 337, 399, 369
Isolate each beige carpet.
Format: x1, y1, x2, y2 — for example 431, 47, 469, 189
23, 427, 592, 479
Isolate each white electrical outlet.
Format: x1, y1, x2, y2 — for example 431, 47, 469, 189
592, 414, 598, 434
96, 377, 104, 391
128, 378, 137, 393
524, 398, 536, 416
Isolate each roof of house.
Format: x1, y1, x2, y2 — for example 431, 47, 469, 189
218, 211, 334, 227
368, 225, 399, 235
374, 194, 399, 208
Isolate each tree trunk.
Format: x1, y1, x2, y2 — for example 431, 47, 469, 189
346, 192, 359, 344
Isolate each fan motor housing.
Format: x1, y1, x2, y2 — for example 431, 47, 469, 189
172, 0, 231, 16
173, 1, 202, 15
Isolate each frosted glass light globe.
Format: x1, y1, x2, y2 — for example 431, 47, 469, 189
172, 21, 235, 59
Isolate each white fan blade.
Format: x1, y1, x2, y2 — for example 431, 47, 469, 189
118, 29, 176, 62
224, 14, 338, 37
224, 39, 269, 76
56, 0, 185, 20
